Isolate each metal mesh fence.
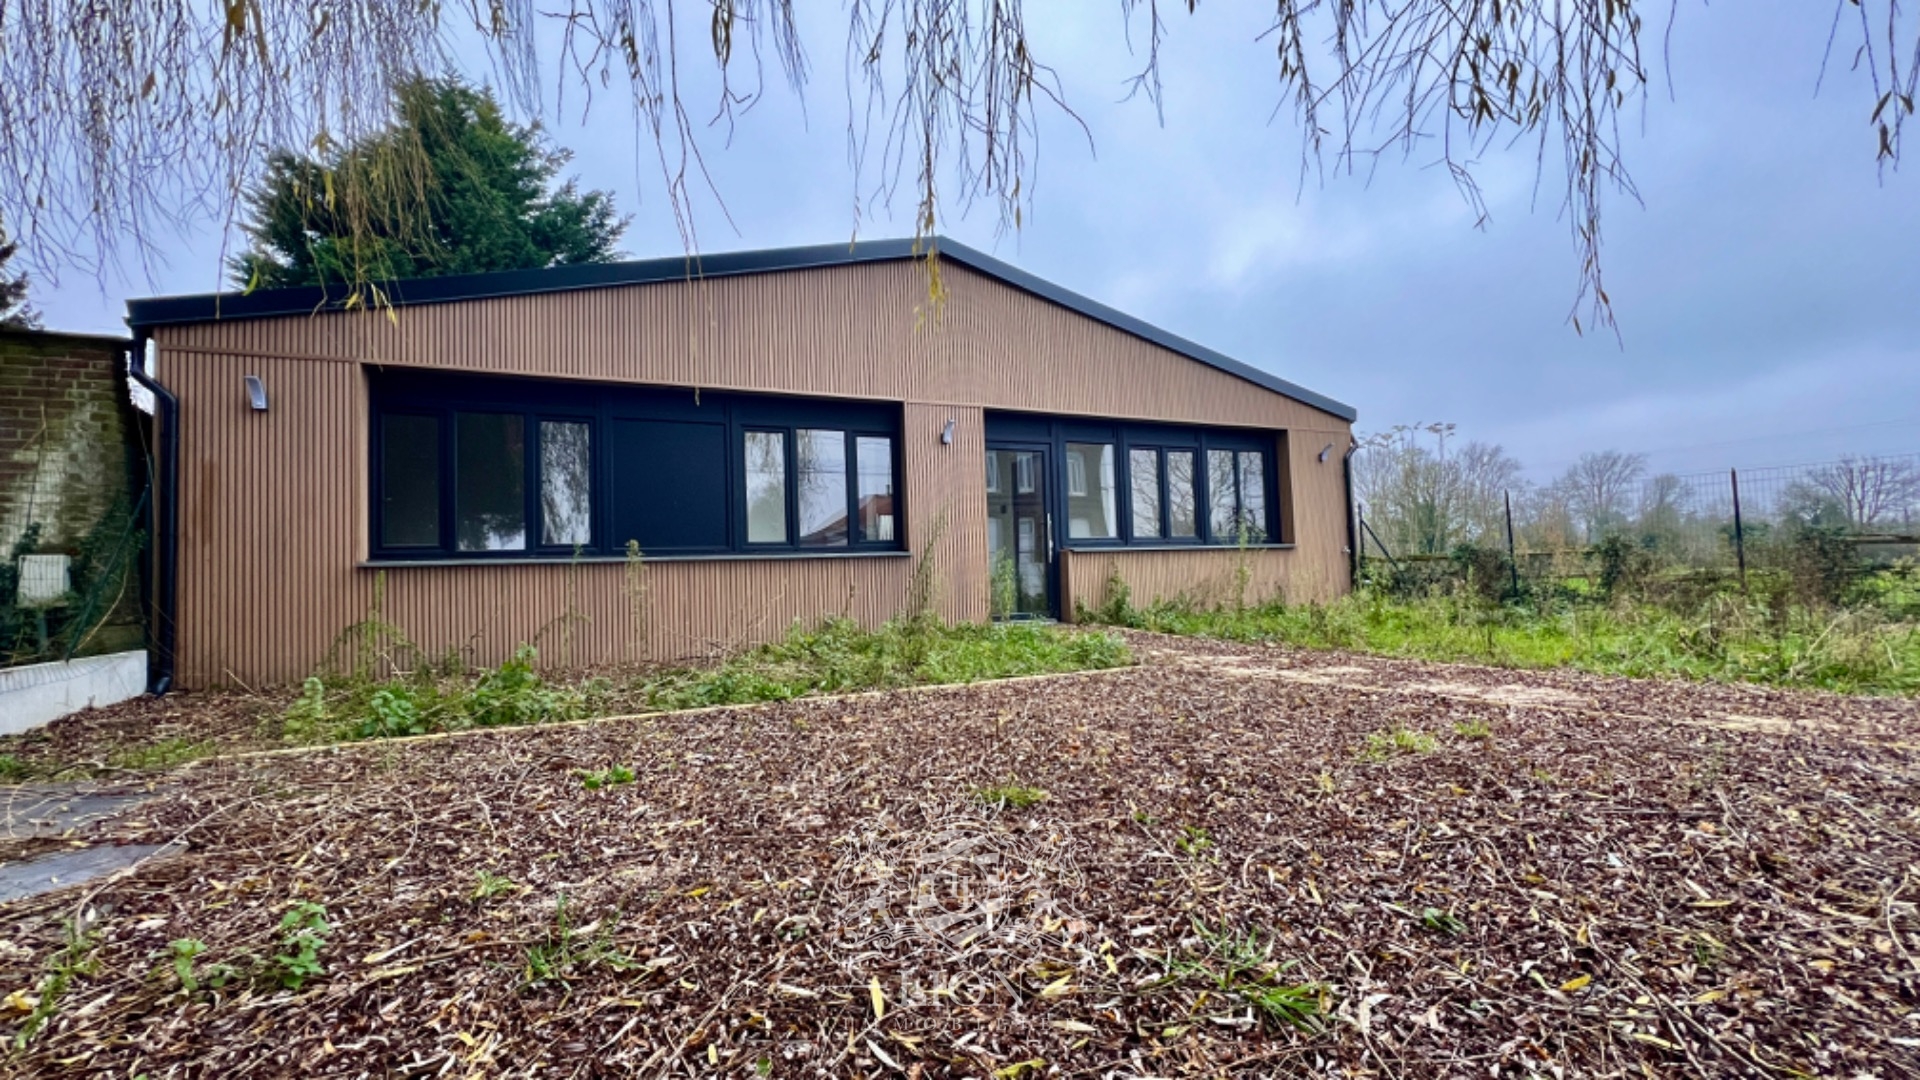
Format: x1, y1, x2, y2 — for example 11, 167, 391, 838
1359, 451, 1920, 581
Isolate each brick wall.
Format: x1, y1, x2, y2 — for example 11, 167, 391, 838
0, 329, 146, 657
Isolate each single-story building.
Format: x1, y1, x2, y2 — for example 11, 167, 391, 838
125, 238, 1358, 689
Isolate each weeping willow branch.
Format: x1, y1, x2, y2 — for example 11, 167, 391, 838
0, 1, 1912, 327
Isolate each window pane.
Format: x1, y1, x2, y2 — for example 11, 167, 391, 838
1065, 443, 1117, 540
380, 414, 440, 547
797, 429, 849, 547
745, 431, 788, 543
1238, 451, 1268, 543
857, 436, 896, 543
1129, 448, 1161, 539
1207, 449, 1238, 542
455, 413, 526, 551
1167, 450, 1197, 538
540, 421, 592, 546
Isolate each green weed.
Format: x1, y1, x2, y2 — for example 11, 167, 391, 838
975, 781, 1047, 810
1358, 727, 1437, 762
1166, 920, 1327, 1033
13, 921, 101, 1048
1174, 825, 1214, 857
472, 871, 519, 901
1453, 719, 1493, 740
631, 617, 1129, 711
0, 754, 32, 781
522, 896, 637, 988
268, 902, 331, 991
580, 764, 636, 790
106, 737, 212, 771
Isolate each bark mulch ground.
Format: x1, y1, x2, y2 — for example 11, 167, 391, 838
2, 635, 1916, 1077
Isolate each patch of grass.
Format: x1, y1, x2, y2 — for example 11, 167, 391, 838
1357, 726, 1437, 762
1092, 587, 1920, 696
1453, 718, 1493, 740
280, 620, 1129, 751
472, 871, 519, 901
0, 753, 33, 781
106, 737, 212, 772
631, 617, 1130, 711
974, 781, 1047, 810
522, 896, 637, 988
1166, 921, 1327, 1033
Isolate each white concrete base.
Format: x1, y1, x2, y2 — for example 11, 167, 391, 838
0, 651, 148, 735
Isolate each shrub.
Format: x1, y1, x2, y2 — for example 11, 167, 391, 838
1591, 535, 1656, 600
468, 645, 576, 727
1450, 543, 1519, 605
1780, 525, 1860, 608
356, 687, 429, 739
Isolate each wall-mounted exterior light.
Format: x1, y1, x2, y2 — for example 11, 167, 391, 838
1318, 442, 1335, 463
244, 375, 268, 412
940, 418, 956, 445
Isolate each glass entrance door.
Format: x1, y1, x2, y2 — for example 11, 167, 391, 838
985, 448, 1054, 619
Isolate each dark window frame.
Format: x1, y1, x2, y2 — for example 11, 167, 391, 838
367, 369, 905, 562
984, 413, 1283, 551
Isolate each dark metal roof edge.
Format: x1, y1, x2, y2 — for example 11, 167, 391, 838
123, 240, 921, 329
126, 235, 1356, 422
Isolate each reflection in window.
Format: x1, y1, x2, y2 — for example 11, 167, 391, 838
381, 414, 440, 547
1014, 454, 1036, 493
857, 436, 895, 543
1167, 450, 1197, 538
797, 428, 849, 547
456, 413, 526, 551
1129, 448, 1161, 539
1207, 449, 1237, 542
745, 431, 787, 543
1065, 442, 1117, 540
540, 421, 591, 546
1238, 451, 1268, 543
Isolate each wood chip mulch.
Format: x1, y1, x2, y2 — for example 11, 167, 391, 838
2, 635, 1916, 1077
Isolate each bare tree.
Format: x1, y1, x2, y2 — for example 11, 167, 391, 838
1354, 423, 1521, 555
1562, 450, 1648, 541
1, 3, 1914, 324
1803, 456, 1920, 528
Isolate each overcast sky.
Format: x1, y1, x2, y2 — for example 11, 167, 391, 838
36, 4, 1919, 483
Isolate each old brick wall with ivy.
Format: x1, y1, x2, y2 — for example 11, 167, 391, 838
1, 329, 147, 663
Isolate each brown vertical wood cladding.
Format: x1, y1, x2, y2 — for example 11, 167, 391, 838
156, 261, 1350, 687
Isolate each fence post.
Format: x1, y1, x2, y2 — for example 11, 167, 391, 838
1730, 468, 1748, 593
1356, 501, 1366, 580
1504, 489, 1520, 595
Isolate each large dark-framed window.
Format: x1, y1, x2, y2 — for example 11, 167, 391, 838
369, 369, 904, 561
985, 412, 1284, 550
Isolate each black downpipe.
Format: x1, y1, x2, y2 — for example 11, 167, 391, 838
1342, 438, 1360, 590
126, 334, 177, 695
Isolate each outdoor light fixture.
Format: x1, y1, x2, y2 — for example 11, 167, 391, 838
1318, 442, 1335, 463
243, 375, 268, 412
941, 418, 956, 445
